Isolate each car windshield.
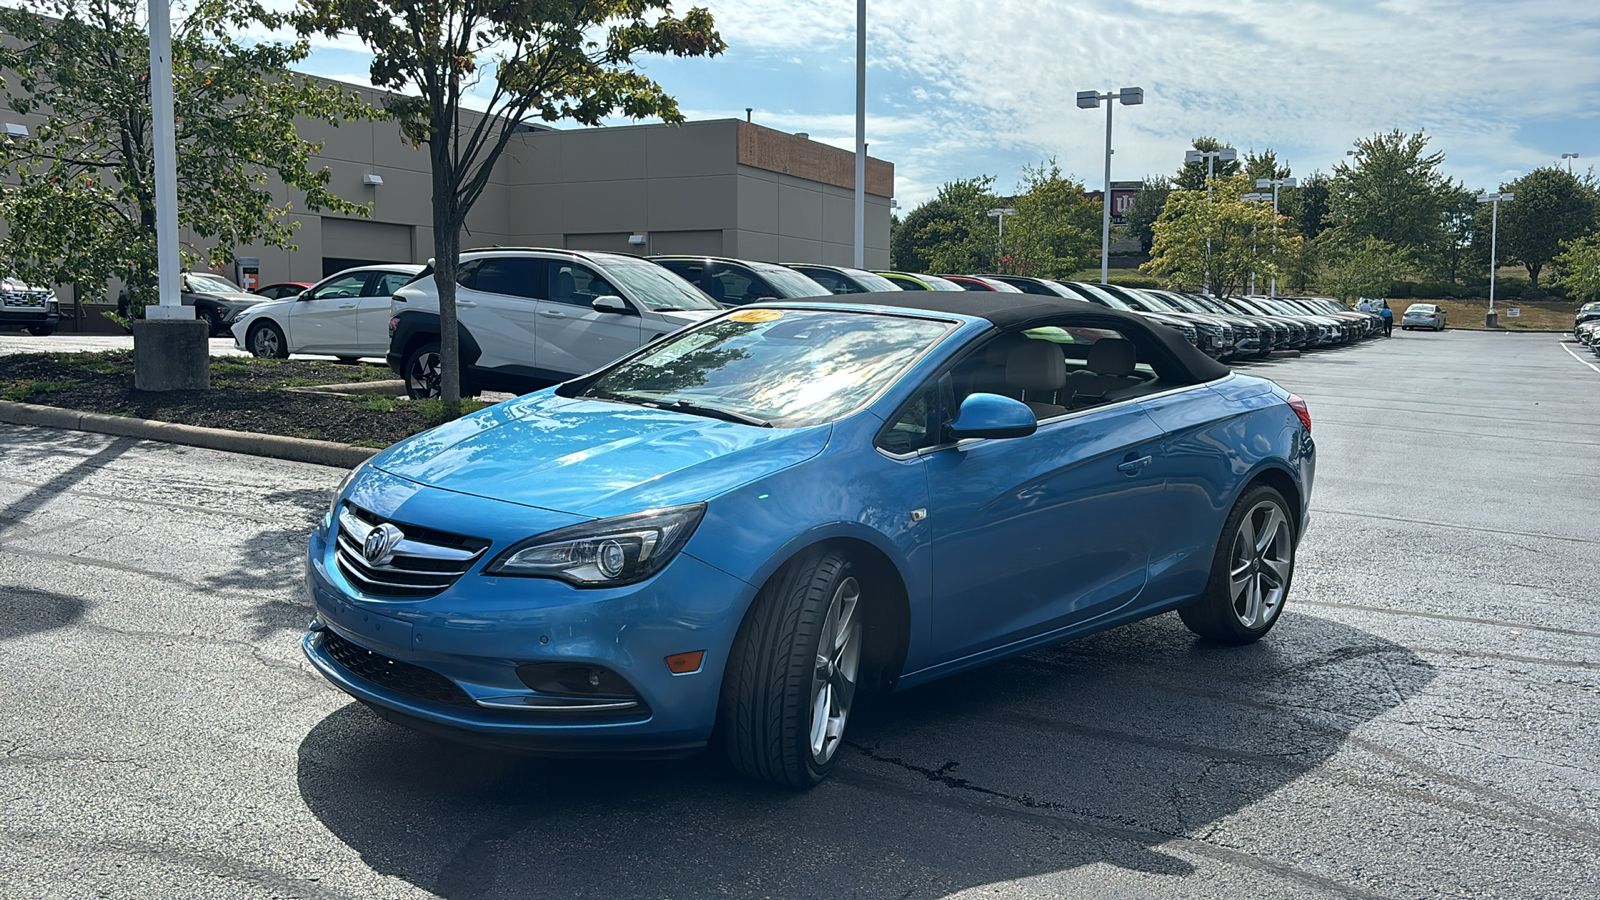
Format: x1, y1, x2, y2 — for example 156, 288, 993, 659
748, 263, 830, 299
919, 274, 966, 291
577, 309, 953, 428
187, 273, 243, 293
839, 268, 900, 292
594, 255, 720, 311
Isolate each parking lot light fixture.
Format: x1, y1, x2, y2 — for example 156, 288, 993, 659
1256, 177, 1296, 297
2, 122, 27, 137
1477, 191, 1515, 325
987, 207, 1017, 257
1079, 86, 1144, 284
1562, 152, 1579, 174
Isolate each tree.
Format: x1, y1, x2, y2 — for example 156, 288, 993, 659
1491, 166, 1600, 287
1142, 176, 1298, 298
1317, 234, 1413, 301
1243, 149, 1290, 184
1551, 233, 1600, 303
1433, 185, 1480, 286
995, 161, 1099, 278
1325, 130, 1462, 270
1173, 137, 1240, 191
1123, 176, 1171, 254
1280, 172, 1331, 243
297, 0, 724, 409
890, 176, 1000, 274
0, 0, 369, 312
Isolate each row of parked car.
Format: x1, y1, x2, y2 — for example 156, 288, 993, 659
220, 247, 1382, 398
1574, 301, 1600, 355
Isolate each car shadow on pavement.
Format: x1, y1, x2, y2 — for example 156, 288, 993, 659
296, 610, 1433, 898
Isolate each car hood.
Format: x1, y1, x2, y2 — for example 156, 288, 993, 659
189, 291, 263, 305
650, 308, 720, 329
371, 391, 831, 519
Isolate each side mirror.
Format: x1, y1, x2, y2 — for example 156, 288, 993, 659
295, 291, 310, 302
948, 393, 1037, 441
591, 295, 635, 315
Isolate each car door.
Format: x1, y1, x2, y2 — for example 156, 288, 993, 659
354, 270, 416, 356
535, 261, 644, 377
919, 335, 1168, 661
457, 257, 545, 376
287, 272, 369, 353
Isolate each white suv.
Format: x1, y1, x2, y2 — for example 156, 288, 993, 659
389, 248, 721, 398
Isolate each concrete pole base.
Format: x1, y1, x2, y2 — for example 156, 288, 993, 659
1485, 311, 1498, 328
132, 319, 210, 391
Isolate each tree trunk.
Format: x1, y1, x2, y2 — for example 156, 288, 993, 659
1527, 262, 1541, 289
430, 143, 463, 411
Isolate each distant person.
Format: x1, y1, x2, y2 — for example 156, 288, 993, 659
1380, 300, 1394, 336
1357, 298, 1373, 312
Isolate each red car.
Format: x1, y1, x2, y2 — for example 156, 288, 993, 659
253, 281, 313, 301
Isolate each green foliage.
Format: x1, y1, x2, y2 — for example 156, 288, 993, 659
1280, 172, 1331, 244
890, 176, 1001, 274
1142, 176, 1298, 298
1434, 185, 1481, 287
1108, 276, 1160, 289
1317, 235, 1413, 301
1489, 167, 1600, 287
1243, 149, 1290, 184
295, 0, 724, 406
1123, 177, 1171, 254
1173, 137, 1240, 191
1325, 130, 1463, 274
1552, 232, 1600, 302
995, 161, 1099, 279
0, 0, 371, 308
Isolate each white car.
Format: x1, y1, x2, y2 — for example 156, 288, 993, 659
231, 264, 425, 360
389, 249, 722, 398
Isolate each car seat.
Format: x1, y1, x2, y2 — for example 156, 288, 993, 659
1004, 340, 1068, 419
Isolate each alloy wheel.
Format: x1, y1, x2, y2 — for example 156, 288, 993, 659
1228, 501, 1293, 629
251, 327, 280, 358
407, 351, 442, 398
809, 577, 861, 765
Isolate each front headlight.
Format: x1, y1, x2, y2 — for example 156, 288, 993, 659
486, 503, 706, 587
327, 459, 371, 526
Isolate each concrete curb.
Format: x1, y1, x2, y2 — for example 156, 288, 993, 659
0, 399, 379, 468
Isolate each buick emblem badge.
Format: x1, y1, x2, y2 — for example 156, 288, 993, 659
363, 523, 404, 567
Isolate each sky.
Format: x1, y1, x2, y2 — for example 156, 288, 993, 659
286, 0, 1600, 210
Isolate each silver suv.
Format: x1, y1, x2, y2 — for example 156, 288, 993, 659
389, 248, 722, 398
0, 275, 60, 336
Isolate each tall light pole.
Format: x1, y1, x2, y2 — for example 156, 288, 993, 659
1478, 191, 1514, 327
1077, 86, 1144, 285
1562, 152, 1579, 175
987, 207, 1016, 260
1242, 191, 1272, 294
147, 0, 185, 321
1256, 176, 1296, 297
852, 0, 866, 268
1185, 146, 1236, 294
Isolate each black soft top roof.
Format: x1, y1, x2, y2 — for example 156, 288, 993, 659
793, 290, 1232, 384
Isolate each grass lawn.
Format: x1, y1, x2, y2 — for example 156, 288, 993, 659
1392, 297, 1576, 332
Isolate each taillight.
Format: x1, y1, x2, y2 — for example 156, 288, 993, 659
1286, 394, 1311, 433
389, 316, 399, 338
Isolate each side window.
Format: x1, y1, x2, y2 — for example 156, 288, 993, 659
549, 263, 620, 306
370, 272, 414, 296
456, 260, 482, 290
876, 376, 951, 455
309, 273, 367, 301
471, 258, 544, 299
805, 270, 852, 295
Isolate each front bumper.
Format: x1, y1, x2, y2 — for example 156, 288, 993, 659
301, 499, 756, 757
0, 308, 59, 329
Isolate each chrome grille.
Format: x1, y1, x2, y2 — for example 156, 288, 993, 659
334, 504, 489, 599
1, 288, 52, 309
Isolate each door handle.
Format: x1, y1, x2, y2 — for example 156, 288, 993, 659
1117, 455, 1154, 475
338, 304, 357, 309
457, 301, 477, 308
539, 310, 566, 318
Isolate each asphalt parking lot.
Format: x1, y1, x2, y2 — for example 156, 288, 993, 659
2, 329, 1596, 899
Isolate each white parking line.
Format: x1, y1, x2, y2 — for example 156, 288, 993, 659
1557, 340, 1600, 374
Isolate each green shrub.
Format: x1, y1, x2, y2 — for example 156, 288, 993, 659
1413, 282, 1454, 299
1108, 276, 1161, 289
1520, 285, 1548, 300
1387, 282, 1413, 298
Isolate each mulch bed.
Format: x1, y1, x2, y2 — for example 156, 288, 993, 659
0, 352, 453, 447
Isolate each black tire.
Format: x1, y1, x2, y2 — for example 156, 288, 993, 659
247, 321, 289, 358
721, 548, 864, 788
27, 325, 56, 337
403, 341, 444, 399
1180, 483, 1296, 645
197, 306, 221, 336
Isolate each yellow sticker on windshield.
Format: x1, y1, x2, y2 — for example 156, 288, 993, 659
727, 309, 784, 323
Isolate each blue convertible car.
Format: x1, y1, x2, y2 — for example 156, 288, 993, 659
304, 292, 1315, 787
